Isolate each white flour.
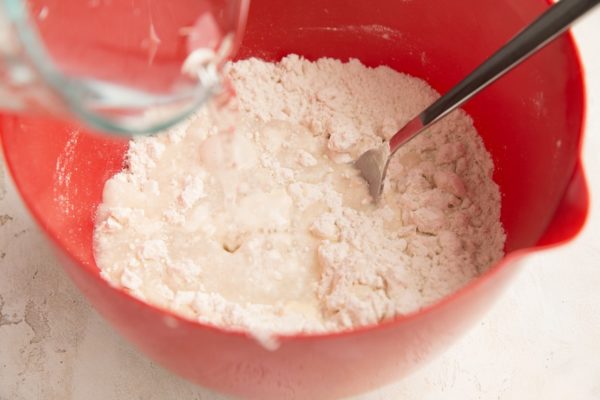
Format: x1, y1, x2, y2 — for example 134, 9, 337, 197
94, 55, 505, 348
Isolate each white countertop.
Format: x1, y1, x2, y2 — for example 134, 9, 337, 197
1, 8, 599, 400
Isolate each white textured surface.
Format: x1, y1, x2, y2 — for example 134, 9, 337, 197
1, 9, 599, 400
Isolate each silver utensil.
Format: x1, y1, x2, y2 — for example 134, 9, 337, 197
355, 0, 599, 202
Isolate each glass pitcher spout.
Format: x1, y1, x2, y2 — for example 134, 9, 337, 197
0, 0, 248, 135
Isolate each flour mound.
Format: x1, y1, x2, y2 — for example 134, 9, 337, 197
94, 55, 505, 348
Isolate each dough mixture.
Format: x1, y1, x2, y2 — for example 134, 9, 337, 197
94, 55, 505, 346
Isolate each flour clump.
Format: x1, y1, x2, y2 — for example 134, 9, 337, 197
94, 55, 505, 347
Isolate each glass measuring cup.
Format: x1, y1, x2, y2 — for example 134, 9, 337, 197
0, 0, 248, 134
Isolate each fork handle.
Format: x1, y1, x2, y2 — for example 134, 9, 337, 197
389, 0, 599, 153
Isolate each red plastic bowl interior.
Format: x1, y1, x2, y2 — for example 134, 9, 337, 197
0, 0, 588, 399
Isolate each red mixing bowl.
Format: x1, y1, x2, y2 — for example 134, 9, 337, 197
0, 0, 588, 398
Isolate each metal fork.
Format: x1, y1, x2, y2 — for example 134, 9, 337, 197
355, 0, 599, 202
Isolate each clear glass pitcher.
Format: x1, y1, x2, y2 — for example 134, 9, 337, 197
0, 0, 248, 134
